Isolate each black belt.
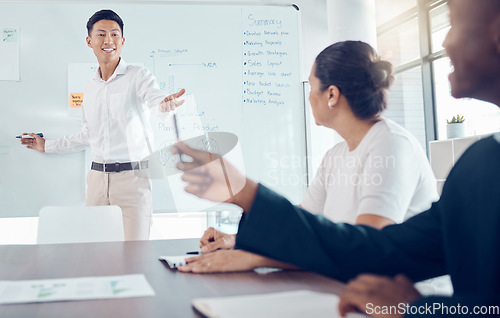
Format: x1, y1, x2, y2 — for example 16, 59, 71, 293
91, 161, 149, 173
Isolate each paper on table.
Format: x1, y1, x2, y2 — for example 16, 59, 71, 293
0, 274, 155, 304
159, 255, 188, 269
192, 289, 367, 318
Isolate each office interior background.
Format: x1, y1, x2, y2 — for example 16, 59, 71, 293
1, 0, 499, 244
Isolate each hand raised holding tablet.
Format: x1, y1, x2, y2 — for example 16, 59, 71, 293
172, 142, 251, 206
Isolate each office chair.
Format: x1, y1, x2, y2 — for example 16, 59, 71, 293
37, 205, 125, 244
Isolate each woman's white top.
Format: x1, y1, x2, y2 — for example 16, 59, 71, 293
301, 119, 438, 224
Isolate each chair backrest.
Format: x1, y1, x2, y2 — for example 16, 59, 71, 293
37, 206, 125, 244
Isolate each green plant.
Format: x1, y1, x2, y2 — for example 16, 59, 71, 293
447, 115, 465, 124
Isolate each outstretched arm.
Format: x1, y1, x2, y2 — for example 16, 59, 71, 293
21, 112, 90, 155
236, 185, 447, 283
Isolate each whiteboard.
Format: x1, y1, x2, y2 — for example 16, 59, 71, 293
0, 2, 306, 217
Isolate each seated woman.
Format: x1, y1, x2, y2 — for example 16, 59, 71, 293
176, 41, 438, 273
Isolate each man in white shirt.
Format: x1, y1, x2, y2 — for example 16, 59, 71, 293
21, 9, 184, 241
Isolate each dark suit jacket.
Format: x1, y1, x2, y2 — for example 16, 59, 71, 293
236, 136, 500, 312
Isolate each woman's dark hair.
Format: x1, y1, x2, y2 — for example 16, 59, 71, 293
86, 9, 124, 36
314, 41, 394, 120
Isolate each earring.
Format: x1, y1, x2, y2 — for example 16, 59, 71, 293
328, 102, 334, 109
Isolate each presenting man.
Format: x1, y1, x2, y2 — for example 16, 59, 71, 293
21, 9, 184, 241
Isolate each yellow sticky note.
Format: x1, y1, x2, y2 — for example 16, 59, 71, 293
70, 93, 84, 108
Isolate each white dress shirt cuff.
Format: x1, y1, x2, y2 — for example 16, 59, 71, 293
44, 140, 57, 153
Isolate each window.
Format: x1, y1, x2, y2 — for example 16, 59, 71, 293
429, 3, 500, 139
433, 58, 500, 139
378, 17, 420, 66
375, 0, 417, 26
429, 2, 449, 53
376, 0, 500, 152
386, 67, 426, 148
376, 0, 428, 150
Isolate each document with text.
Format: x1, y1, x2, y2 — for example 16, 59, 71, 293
0, 274, 155, 304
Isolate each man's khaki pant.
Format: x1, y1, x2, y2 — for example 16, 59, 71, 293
86, 169, 152, 241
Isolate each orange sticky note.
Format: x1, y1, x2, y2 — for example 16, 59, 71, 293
70, 93, 84, 108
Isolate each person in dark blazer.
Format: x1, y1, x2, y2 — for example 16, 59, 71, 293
174, 0, 500, 316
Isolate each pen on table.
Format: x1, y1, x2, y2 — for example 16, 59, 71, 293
172, 113, 184, 164
16, 133, 44, 138
186, 251, 200, 255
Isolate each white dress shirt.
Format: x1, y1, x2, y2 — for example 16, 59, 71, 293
45, 59, 168, 163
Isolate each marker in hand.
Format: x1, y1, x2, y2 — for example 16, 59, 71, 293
16, 133, 44, 139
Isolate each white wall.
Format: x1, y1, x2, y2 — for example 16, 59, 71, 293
11, 0, 330, 80
326, 0, 376, 47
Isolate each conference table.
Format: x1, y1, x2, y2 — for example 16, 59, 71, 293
0, 239, 345, 317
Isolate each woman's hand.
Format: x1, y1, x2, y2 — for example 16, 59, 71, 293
178, 249, 264, 273
199, 227, 236, 253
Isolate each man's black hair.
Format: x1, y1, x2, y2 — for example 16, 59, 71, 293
86, 9, 124, 36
